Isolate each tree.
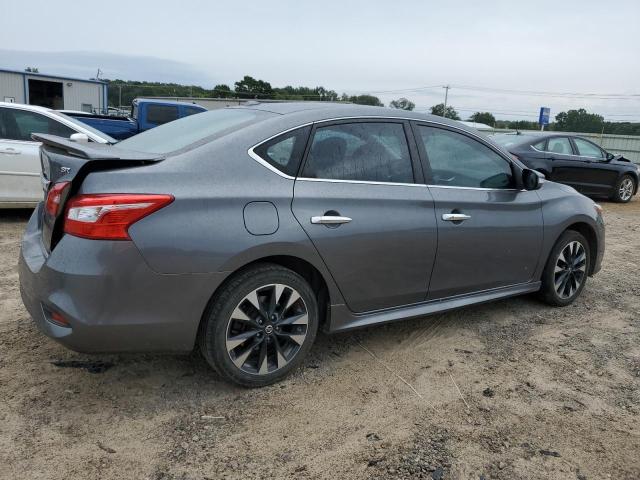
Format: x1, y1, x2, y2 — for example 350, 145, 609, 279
234, 75, 273, 99
468, 112, 496, 127
342, 94, 383, 106
389, 98, 415, 111
213, 84, 233, 98
554, 109, 604, 133
24, 67, 39, 73
430, 103, 460, 120
274, 85, 338, 101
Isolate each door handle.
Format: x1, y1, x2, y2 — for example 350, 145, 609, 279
311, 215, 352, 225
0, 148, 20, 155
442, 213, 471, 222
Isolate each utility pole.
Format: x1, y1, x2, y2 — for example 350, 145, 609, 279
118, 85, 122, 109
442, 85, 450, 118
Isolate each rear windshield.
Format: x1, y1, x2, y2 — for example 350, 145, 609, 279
116, 108, 268, 155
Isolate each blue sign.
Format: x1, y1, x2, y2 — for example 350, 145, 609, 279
539, 107, 550, 126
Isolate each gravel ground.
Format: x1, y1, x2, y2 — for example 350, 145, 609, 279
0, 198, 638, 480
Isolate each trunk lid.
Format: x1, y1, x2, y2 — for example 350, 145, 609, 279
34, 134, 164, 252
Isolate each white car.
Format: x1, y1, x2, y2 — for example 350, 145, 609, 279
0, 102, 115, 207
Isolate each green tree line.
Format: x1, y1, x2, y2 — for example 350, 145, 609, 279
104, 77, 640, 135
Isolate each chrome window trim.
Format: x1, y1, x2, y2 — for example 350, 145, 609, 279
247, 122, 314, 180
426, 184, 522, 192
297, 177, 427, 188
247, 115, 516, 185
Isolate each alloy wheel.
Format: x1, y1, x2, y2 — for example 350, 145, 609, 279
619, 177, 634, 201
554, 241, 587, 299
225, 284, 309, 375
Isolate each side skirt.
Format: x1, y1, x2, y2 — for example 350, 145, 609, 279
327, 282, 541, 333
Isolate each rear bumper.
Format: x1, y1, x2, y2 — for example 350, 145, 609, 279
19, 206, 226, 353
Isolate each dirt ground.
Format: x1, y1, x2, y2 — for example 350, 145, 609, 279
0, 198, 638, 480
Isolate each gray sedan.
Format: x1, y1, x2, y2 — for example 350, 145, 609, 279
19, 102, 605, 386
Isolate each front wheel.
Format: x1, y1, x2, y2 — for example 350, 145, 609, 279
199, 264, 319, 387
539, 230, 590, 307
611, 174, 635, 203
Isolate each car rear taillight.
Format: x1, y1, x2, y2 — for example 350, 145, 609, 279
63, 194, 174, 240
45, 181, 71, 216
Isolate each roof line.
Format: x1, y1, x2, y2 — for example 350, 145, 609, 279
0, 68, 107, 84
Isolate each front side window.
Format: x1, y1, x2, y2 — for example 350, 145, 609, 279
0, 108, 75, 141
417, 126, 513, 189
532, 140, 546, 151
573, 138, 604, 159
146, 105, 179, 125
301, 122, 414, 183
546, 137, 573, 155
253, 126, 311, 176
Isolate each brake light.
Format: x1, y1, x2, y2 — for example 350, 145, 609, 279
64, 194, 174, 240
45, 181, 71, 216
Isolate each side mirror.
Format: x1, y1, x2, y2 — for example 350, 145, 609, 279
522, 168, 540, 190
606, 152, 614, 161
69, 133, 89, 143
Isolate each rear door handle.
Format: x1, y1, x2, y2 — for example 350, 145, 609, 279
0, 148, 20, 155
311, 215, 352, 225
442, 213, 471, 222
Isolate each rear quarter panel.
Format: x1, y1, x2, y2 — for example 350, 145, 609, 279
78, 128, 346, 306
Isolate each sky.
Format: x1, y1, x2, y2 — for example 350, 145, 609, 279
1, 0, 639, 121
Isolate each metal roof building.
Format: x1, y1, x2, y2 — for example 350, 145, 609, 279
0, 68, 108, 113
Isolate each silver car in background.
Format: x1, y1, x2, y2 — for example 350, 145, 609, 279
19, 102, 604, 387
0, 102, 114, 207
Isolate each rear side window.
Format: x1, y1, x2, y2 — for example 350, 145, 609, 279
146, 105, 179, 125
253, 126, 311, 177
573, 138, 604, 159
417, 126, 513, 189
546, 137, 573, 155
0, 108, 75, 141
301, 122, 414, 183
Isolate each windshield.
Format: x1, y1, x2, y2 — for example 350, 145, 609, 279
116, 108, 268, 155
490, 134, 537, 148
56, 112, 117, 143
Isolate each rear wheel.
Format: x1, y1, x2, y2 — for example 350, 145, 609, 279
611, 174, 635, 203
199, 264, 319, 387
539, 230, 590, 307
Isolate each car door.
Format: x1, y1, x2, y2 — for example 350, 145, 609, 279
0, 107, 76, 204
543, 136, 588, 191
571, 137, 619, 195
291, 119, 438, 313
412, 123, 543, 300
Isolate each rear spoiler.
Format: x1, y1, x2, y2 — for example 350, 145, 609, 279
32, 133, 164, 161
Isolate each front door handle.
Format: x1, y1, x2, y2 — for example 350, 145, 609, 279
442, 213, 471, 222
311, 215, 352, 225
0, 148, 20, 155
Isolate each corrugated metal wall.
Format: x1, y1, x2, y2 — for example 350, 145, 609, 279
0, 71, 104, 111
0, 71, 26, 103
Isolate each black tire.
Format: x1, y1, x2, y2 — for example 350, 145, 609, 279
198, 263, 319, 387
539, 230, 590, 307
611, 174, 636, 203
